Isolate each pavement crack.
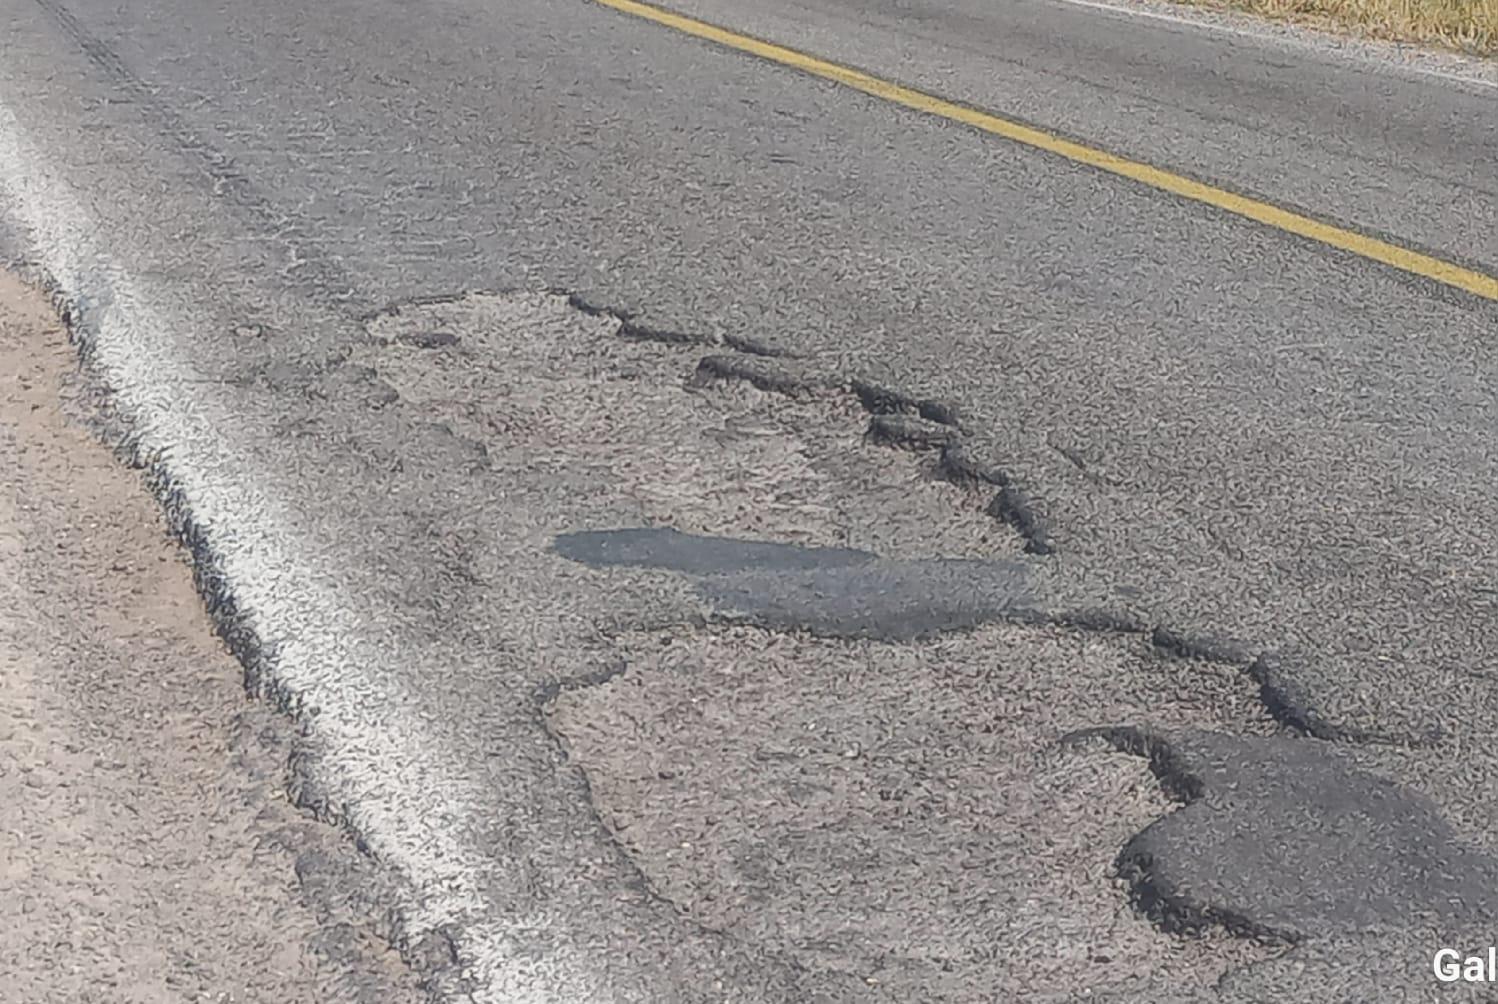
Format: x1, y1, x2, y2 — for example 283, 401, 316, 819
1147, 626, 1446, 746
453, 288, 1055, 557
863, 413, 959, 452
722, 331, 795, 358
691, 352, 836, 396
1247, 653, 1443, 746
691, 352, 1055, 554
535, 656, 629, 705
553, 527, 1363, 746
1151, 623, 1441, 746
564, 292, 796, 357
987, 484, 1054, 556
930, 442, 1054, 555
848, 376, 963, 430
1149, 626, 1256, 666
618, 317, 715, 349
1047, 437, 1119, 489
553, 524, 1420, 745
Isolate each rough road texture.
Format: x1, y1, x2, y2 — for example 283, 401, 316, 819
0, 271, 423, 1004
351, 291, 1296, 999
7, 254, 1494, 1001
545, 623, 1280, 1001
365, 292, 1498, 1002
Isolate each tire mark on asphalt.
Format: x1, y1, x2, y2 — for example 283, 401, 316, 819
29, 0, 358, 306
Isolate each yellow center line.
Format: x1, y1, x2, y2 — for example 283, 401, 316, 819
596, 0, 1498, 303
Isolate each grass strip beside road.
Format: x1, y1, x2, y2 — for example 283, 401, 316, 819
1179, 0, 1496, 56
596, 0, 1498, 304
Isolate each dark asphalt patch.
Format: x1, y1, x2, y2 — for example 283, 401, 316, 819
553, 529, 1345, 731
558, 527, 1490, 947
359, 292, 1314, 994
679, 322, 1459, 746
700, 557, 1035, 640
553, 527, 876, 575
555, 528, 1034, 641
1071, 726, 1498, 941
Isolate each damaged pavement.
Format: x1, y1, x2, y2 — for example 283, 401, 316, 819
6, 0, 1498, 992
6, 0, 1498, 996
337, 289, 1498, 1000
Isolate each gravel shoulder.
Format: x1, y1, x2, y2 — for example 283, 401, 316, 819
0, 270, 423, 1004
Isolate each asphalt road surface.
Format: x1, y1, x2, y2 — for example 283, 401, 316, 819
1, 0, 1496, 1000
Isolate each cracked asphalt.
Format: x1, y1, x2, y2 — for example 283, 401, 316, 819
1, 0, 1497, 999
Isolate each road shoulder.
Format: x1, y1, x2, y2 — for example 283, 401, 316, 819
0, 270, 423, 1004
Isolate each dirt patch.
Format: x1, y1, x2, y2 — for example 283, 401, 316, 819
0, 271, 422, 1003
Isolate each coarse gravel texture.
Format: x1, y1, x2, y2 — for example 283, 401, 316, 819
544, 622, 1282, 1001
350, 291, 1302, 999
0, 270, 424, 1004
354, 291, 1018, 565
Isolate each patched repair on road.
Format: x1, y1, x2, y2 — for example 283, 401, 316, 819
347, 289, 1498, 1000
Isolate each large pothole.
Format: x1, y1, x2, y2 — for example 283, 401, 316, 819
354, 291, 1016, 564
544, 623, 1280, 1000
351, 290, 1452, 1000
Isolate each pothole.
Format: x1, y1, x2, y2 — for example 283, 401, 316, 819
544, 623, 1281, 1000
353, 291, 1021, 562
351, 290, 1303, 998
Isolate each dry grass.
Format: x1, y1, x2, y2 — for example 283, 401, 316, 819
1176, 0, 1498, 55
